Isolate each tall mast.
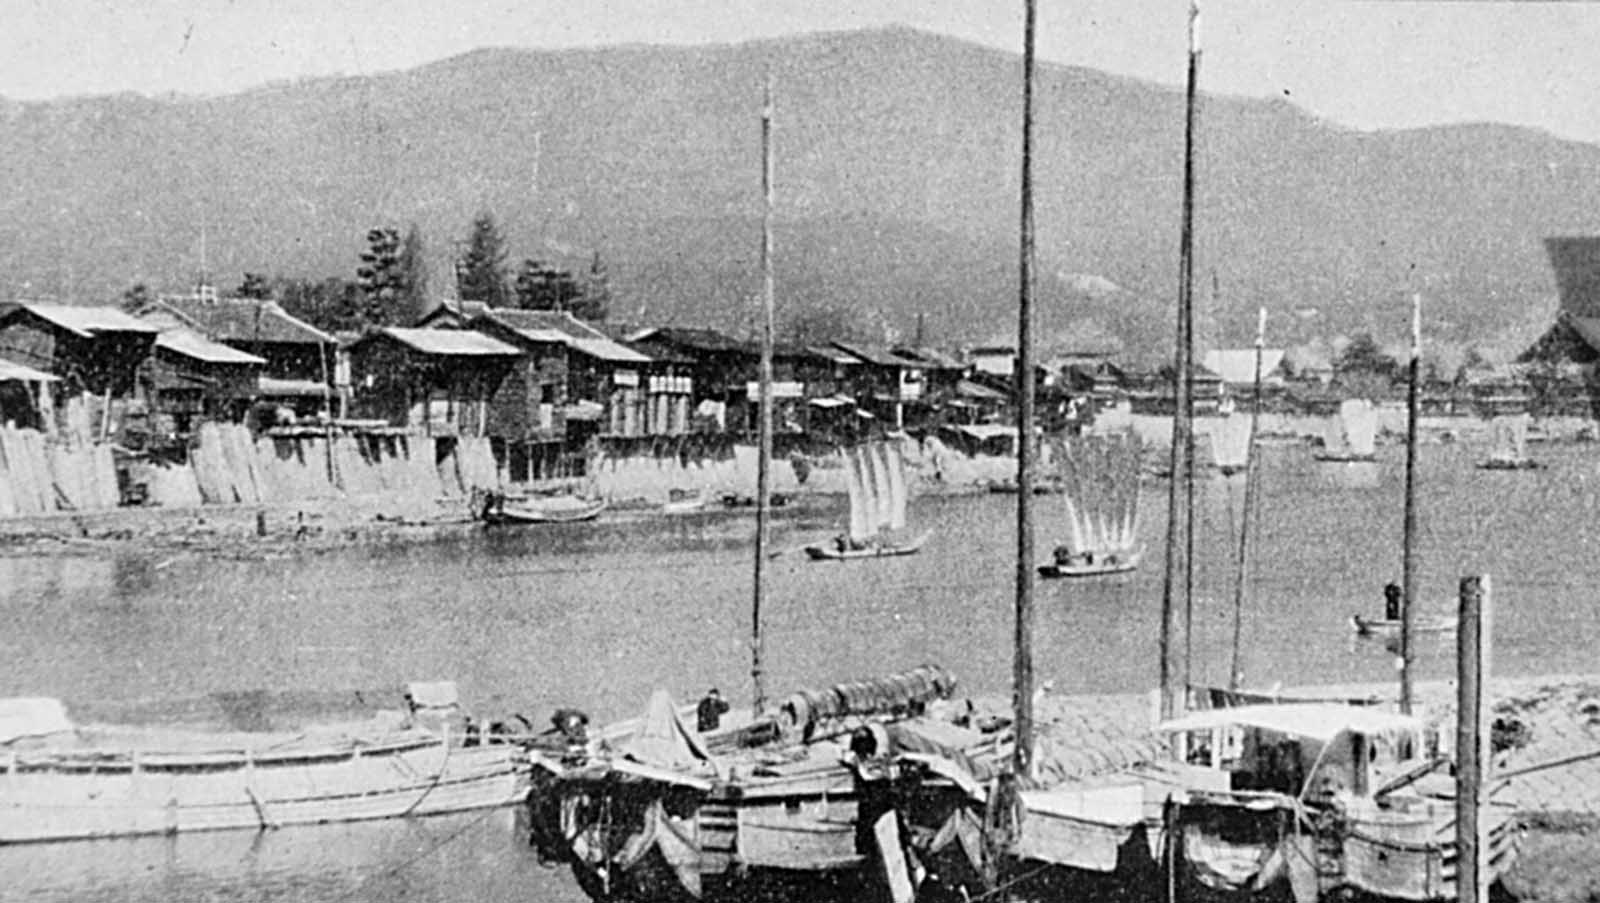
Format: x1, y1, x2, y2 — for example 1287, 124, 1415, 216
1400, 294, 1421, 714
751, 81, 776, 716
1160, 0, 1202, 721
1228, 307, 1266, 690
1012, 0, 1039, 782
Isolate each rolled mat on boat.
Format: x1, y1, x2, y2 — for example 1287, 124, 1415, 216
775, 665, 958, 739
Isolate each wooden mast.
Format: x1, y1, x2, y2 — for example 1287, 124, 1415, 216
1160, 0, 1202, 721
1228, 307, 1266, 690
1400, 294, 1421, 713
751, 80, 776, 716
1012, 0, 1039, 786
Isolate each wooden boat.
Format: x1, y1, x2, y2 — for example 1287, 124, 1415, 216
0, 687, 527, 845
525, 666, 959, 902
1159, 703, 1521, 903
1478, 413, 1542, 471
1038, 431, 1144, 579
804, 440, 928, 561
661, 488, 709, 514
1038, 547, 1141, 579
485, 493, 607, 525
1349, 613, 1459, 637
1315, 399, 1379, 463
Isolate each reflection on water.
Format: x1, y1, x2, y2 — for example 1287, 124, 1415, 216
0, 808, 574, 903
1, 442, 1599, 900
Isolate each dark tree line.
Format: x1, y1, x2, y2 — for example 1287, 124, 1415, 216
457, 212, 610, 320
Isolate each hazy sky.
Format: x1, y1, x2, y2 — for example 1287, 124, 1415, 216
7, 0, 1600, 142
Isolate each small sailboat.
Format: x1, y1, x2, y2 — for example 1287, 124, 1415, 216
1478, 413, 1541, 470
804, 440, 930, 560
1315, 398, 1378, 462
1037, 431, 1144, 578
1209, 413, 1253, 476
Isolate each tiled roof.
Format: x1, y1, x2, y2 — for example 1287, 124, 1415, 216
478, 309, 652, 364
158, 298, 334, 345
630, 326, 750, 354
368, 328, 521, 356
4, 302, 157, 337
831, 341, 927, 369
1202, 349, 1287, 384
156, 328, 267, 365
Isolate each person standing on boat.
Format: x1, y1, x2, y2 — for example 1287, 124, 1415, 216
697, 688, 729, 733
1383, 582, 1402, 621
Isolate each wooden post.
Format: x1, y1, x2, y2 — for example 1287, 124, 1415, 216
1012, 0, 1038, 789
750, 79, 776, 717
1160, 0, 1202, 722
1401, 294, 1421, 713
1456, 574, 1491, 903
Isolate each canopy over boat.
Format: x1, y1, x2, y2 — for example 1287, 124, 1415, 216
0, 697, 74, 744
1160, 703, 1424, 745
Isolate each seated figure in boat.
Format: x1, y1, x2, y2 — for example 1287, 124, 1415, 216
1052, 543, 1095, 567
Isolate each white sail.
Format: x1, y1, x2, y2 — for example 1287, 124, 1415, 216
1488, 413, 1531, 464
1210, 415, 1253, 472
845, 446, 872, 542
1054, 431, 1143, 556
1341, 399, 1377, 458
1322, 411, 1348, 456
882, 441, 909, 532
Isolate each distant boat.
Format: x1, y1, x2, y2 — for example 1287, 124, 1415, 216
0, 688, 526, 844
1315, 398, 1378, 463
1349, 612, 1459, 636
1208, 413, 1253, 476
1478, 413, 1541, 470
484, 493, 607, 525
1038, 431, 1144, 579
805, 440, 930, 560
662, 487, 710, 514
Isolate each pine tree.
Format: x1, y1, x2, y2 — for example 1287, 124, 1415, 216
512, 258, 582, 311
397, 223, 430, 323
355, 227, 403, 327
236, 272, 271, 300
571, 250, 611, 321
457, 212, 510, 308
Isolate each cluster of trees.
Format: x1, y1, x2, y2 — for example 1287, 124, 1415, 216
145, 213, 616, 335
456, 212, 610, 320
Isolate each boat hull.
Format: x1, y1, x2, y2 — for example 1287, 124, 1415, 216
1349, 615, 1458, 636
0, 735, 525, 844
1038, 550, 1141, 579
804, 531, 930, 561
1476, 458, 1542, 471
487, 499, 607, 524
1341, 801, 1522, 901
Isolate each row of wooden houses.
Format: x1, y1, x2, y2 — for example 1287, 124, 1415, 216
2, 290, 1586, 483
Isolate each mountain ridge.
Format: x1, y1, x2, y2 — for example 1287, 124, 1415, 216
0, 26, 1593, 358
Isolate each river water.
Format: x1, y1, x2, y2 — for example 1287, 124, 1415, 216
1, 440, 1597, 901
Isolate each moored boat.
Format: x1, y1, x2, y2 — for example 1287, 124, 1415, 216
524, 666, 959, 903
1349, 614, 1459, 637
485, 493, 607, 524
0, 686, 528, 845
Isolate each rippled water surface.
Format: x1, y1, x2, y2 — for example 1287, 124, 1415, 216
2, 440, 1598, 901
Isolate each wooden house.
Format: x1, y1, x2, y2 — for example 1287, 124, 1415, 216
139, 326, 266, 438
830, 341, 931, 429
346, 328, 520, 437
0, 303, 157, 440
144, 296, 338, 416
465, 310, 661, 440
0, 357, 59, 433
0, 303, 157, 400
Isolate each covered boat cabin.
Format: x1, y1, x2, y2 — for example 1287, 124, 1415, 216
1160, 704, 1433, 802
